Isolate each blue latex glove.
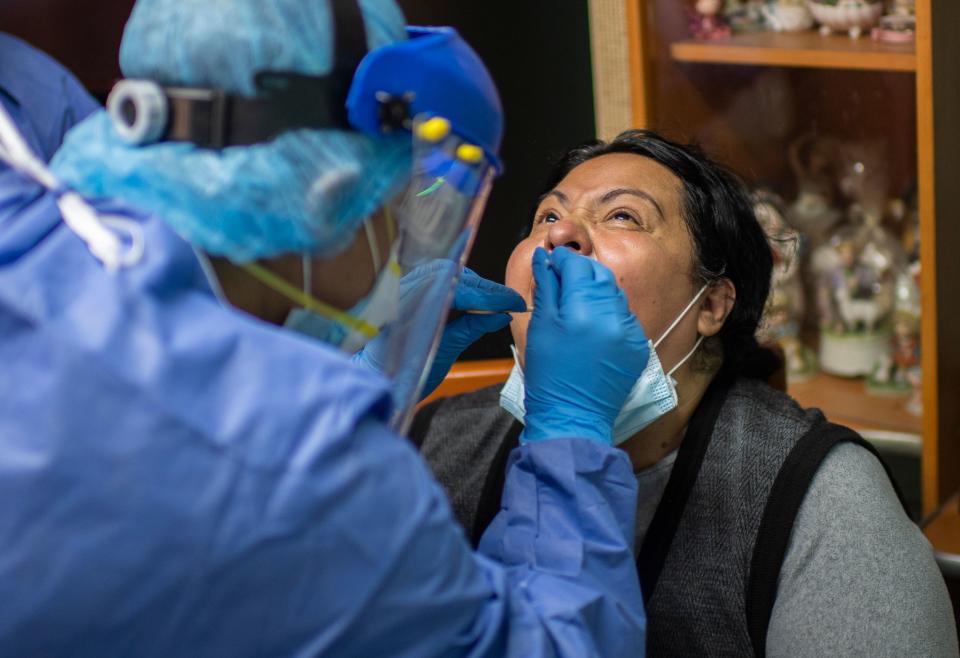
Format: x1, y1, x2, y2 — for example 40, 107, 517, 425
523, 246, 651, 444
355, 262, 525, 399
425, 267, 526, 396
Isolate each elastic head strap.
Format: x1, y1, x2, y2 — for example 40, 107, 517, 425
153, 0, 370, 148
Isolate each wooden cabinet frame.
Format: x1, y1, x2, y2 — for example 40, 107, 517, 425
625, 0, 959, 515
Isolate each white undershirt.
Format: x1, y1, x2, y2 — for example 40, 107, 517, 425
633, 449, 678, 551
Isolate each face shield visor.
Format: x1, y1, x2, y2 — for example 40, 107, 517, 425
103, 13, 503, 433
366, 115, 496, 431
237, 113, 496, 431
335, 24, 504, 431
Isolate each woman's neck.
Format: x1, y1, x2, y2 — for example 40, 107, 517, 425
619, 363, 718, 471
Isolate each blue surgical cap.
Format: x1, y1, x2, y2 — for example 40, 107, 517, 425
51, 0, 411, 262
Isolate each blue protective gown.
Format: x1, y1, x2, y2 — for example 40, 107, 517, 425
0, 33, 99, 165
0, 170, 646, 656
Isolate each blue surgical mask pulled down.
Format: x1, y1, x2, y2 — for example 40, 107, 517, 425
500, 285, 708, 445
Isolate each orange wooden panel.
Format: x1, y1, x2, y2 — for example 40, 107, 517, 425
916, 0, 960, 515
924, 493, 960, 556
418, 358, 513, 407
915, 0, 940, 516
626, 0, 652, 127
671, 31, 916, 72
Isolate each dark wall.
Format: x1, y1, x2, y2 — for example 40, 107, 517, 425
398, 0, 596, 358
0, 0, 134, 99
2, 0, 596, 359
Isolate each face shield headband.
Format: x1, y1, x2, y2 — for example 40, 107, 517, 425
105, 6, 504, 171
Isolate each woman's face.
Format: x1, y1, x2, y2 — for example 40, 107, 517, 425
505, 153, 704, 372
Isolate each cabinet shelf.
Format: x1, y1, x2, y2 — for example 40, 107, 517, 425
670, 32, 916, 72
788, 372, 922, 437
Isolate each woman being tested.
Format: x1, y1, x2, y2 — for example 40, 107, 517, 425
0, 1, 649, 655
414, 130, 958, 657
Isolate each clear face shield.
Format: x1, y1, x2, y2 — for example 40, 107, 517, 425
378, 117, 495, 430
253, 115, 495, 432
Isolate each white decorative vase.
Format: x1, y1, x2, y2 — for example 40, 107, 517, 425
807, 0, 884, 38
819, 330, 890, 377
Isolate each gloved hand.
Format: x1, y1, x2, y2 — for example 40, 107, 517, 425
522, 246, 650, 445
424, 267, 527, 397
354, 262, 525, 400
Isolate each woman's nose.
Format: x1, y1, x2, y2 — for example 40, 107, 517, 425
546, 218, 593, 256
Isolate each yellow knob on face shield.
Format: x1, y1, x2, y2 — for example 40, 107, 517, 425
415, 116, 452, 143
455, 143, 484, 164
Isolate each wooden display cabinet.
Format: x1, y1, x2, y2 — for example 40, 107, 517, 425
625, 0, 959, 516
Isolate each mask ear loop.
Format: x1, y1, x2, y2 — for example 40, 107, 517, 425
363, 218, 383, 275
297, 211, 380, 318
654, 283, 710, 350
667, 335, 705, 379
655, 282, 711, 380
384, 205, 397, 244
379, 206, 403, 280
301, 254, 312, 298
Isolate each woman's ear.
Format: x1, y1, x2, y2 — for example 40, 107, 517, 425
697, 278, 736, 337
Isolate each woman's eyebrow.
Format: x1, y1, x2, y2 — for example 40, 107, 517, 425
599, 187, 665, 220
538, 189, 570, 207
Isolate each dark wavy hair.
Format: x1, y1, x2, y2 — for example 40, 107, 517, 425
541, 129, 776, 378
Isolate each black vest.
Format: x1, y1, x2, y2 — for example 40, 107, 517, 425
411, 375, 904, 657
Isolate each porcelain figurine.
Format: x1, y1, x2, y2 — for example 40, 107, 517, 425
754, 190, 817, 380
868, 266, 920, 395
813, 204, 906, 377
787, 133, 841, 249
724, 0, 767, 31
690, 0, 733, 39
872, 0, 915, 42
763, 0, 815, 32
813, 140, 909, 375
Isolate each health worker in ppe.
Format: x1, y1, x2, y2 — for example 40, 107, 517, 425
0, 0, 649, 656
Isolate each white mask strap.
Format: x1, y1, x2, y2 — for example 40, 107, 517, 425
667, 335, 705, 378
510, 344, 523, 372
654, 283, 709, 350
193, 249, 229, 306
363, 218, 383, 275
301, 254, 313, 298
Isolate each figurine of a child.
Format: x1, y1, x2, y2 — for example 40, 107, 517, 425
690, 0, 732, 39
